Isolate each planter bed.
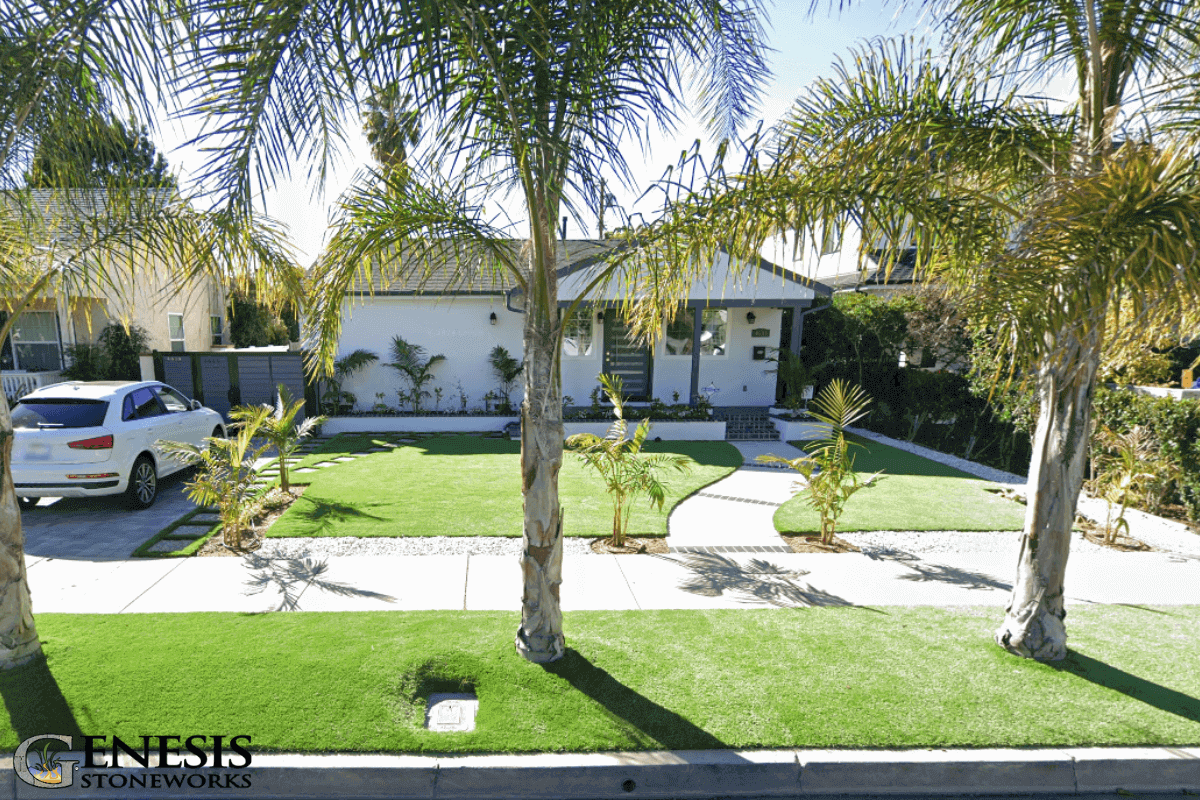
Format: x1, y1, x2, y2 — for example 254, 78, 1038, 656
325, 415, 726, 440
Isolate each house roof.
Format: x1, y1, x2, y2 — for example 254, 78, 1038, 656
353, 239, 617, 295
824, 247, 919, 292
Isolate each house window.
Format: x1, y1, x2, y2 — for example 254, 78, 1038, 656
9, 311, 62, 371
664, 311, 693, 356
168, 313, 186, 352
821, 218, 843, 255
700, 309, 727, 356
210, 315, 224, 346
561, 307, 594, 357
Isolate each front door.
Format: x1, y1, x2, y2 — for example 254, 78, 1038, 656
602, 316, 653, 400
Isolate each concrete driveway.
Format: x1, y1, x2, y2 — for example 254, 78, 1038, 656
20, 470, 200, 561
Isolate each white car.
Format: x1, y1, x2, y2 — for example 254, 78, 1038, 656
10, 381, 227, 510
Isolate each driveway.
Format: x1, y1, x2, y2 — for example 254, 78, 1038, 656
20, 470, 200, 561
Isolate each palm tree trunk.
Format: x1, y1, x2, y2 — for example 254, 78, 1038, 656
515, 238, 565, 664
0, 394, 42, 668
995, 333, 1101, 661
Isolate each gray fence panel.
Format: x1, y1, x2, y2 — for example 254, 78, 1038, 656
269, 355, 306, 421
162, 356, 194, 397
199, 355, 232, 418
236, 356, 274, 408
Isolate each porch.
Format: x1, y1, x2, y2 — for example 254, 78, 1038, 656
2, 370, 63, 403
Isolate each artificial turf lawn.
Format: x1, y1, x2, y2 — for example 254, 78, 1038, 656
269, 434, 742, 538
9, 607, 1200, 753
773, 433, 1028, 533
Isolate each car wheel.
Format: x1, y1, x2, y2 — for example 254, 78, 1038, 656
17, 497, 37, 511
211, 425, 225, 439
125, 456, 158, 510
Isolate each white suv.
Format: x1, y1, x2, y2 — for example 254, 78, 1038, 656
10, 381, 227, 509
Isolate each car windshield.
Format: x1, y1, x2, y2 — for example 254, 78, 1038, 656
12, 399, 109, 429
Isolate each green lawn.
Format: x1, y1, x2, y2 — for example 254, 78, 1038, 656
774, 434, 1028, 533
270, 434, 742, 538
10, 607, 1200, 753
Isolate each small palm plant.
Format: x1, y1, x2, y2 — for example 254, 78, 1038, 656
161, 406, 272, 550
488, 345, 523, 412
387, 335, 445, 413
758, 379, 881, 546
566, 373, 696, 548
322, 348, 379, 414
233, 383, 326, 493
1087, 424, 1170, 543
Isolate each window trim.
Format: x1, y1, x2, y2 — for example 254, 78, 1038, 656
560, 306, 597, 359
168, 312, 186, 353
662, 310, 695, 358
699, 308, 729, 358
210, 315, 224, 347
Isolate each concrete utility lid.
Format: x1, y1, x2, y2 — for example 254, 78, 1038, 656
425, 693, 479, 732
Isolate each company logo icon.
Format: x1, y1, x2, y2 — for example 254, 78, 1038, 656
14, 735, 79, 788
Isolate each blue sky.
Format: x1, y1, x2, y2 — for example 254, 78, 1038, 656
158, 1, 931, 264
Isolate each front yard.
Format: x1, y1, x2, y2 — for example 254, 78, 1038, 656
773, 434, 1028, 534
267, 433, 742, 539
10, 607, 1200, 753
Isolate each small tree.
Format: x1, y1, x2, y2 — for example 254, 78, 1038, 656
1086, 425, 1174, 544
322, 348, 379, 414
234, 383, 326, 493
387, 335, 444, 413
758, 379, 880, 546
161, 406, 272, 551
488, 345, 523, 413
566, 373, 695, 549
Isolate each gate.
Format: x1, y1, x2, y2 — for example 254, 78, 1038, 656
153, 350, 313, 421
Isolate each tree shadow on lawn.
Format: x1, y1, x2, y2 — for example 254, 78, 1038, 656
542, 648, 729, 750
1050, 649, 1200, 725
272, 496, 388, 537
0, 655, 84, 741
656, 552, 882, 610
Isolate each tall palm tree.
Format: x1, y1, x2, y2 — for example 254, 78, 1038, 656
643, 3, 1200, 660
0, 2, 299, 669
172, 0, 770, 662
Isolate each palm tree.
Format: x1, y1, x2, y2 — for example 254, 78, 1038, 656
172, 0, 770, 662
644, 5, 1200, 660
566, 374, 695, 549
386, 335, 445, 414
0, 2, 300, 668
233, 383, 326, 493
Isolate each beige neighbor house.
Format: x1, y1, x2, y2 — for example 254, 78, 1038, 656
1, 190, 228, 401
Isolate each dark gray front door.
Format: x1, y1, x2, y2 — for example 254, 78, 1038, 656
602, 316, 652, 400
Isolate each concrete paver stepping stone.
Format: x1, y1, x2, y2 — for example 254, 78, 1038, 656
149, 539, 192, 553
314, 462, 337, 468
295, 468, 318, 474
334, 456, 358, 462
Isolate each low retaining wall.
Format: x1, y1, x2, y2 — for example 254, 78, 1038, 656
322, 416, 517, 434
322, 416, 727, 440
769, 416, 831, 442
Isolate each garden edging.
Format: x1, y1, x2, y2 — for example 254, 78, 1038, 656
322, 416, 727, 440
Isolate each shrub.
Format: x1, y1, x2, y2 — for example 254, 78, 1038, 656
61, 322, 149, 381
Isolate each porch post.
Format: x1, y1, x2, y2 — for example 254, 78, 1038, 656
689, 305, 702, 404
790, 304, 804, 357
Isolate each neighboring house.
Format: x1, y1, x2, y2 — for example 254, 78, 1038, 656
330, 239, 832, 411
2, 190, 228, 400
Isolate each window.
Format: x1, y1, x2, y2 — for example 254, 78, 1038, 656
168, 313, 185, 352
664, 312, 693, 356
155, 385, 190, 413
124, 387, 164, 420
7, 311, 62, 371
210, 315, 224, 346
561, 307, 594, 357
700, 309, 727, 356
13, 399, 108, 429
821, 218, 843, 255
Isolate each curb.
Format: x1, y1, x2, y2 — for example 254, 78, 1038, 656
5, 747, 1200, 799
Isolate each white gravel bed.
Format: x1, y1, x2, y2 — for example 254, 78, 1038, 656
841, 528, 1161, 560
258, 536, 598, 558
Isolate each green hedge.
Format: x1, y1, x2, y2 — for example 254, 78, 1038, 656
1092, 387, 1200, 520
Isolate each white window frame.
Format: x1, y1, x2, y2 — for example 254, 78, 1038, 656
10, 310, 62, 371
662, 309, 694, 357
700, 308, 728, 358
168, 312, 186, 352
561, 306, 596, 358
210, 315, 224, 347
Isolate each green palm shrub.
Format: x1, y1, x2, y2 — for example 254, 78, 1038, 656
566, 373, 695, 548
233, 383, 326, 493
387, 335, 445, 413
758, 379, 881, 546
160, 406, 271, 550
322, 348, 379, 414
1087, 424, 1178, 543
488, 345, 523, 413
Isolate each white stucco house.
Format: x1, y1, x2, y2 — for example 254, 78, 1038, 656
327, 239, 832, 413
